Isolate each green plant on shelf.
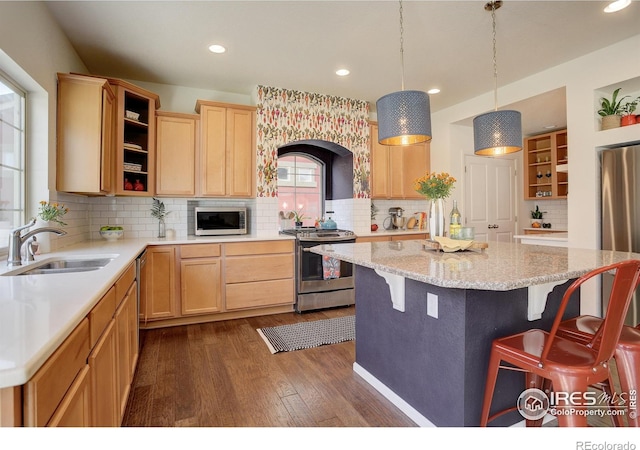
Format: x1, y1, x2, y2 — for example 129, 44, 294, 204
598, 88, 629, 117
531, 205, 544, 220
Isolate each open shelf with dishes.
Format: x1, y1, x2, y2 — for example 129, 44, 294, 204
110, 78, 160, 195
523, 129, 568, 200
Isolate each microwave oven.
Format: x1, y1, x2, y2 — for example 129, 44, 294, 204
195, 207, 248, 236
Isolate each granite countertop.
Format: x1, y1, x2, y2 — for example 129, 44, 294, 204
0, 233, 293, 388
514, 233, 569, 241
355, 228, 428, 238
310, 240, 640, 291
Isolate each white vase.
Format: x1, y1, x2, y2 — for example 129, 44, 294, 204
429, 198, 446, 238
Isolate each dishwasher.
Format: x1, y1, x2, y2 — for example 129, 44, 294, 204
135, 249, 147, 347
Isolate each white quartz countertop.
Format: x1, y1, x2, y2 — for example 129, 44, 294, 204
310, 240, 640, 291
0, 233, 294, 388
513, 233, 569, 242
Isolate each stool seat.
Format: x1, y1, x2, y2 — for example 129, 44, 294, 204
558, 315, 640, 427
480, 260, 640, 427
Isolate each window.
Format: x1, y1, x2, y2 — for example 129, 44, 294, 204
0, 73, 26, 250
278, 154, 324, 226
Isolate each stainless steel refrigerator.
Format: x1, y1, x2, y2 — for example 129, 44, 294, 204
601, 144, 640, 326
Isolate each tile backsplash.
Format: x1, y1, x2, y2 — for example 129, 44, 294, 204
47, 194, 568, 252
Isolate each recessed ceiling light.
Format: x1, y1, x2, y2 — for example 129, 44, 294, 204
208, 44, 226, 54
427, 88, 441, 95
544, 125, 557, 130
604, 0, 631, 13
336, 69, 350, 77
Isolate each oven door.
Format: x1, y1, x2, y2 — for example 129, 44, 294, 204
297, 239, 355, 294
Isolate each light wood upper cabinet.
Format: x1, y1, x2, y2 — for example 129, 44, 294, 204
523, 129, 568, 200
196, 100, 256, 198
56, 73, 115, 195
370, 122, 430, 199
156, 111, 198, 196
110, 79, 160, 196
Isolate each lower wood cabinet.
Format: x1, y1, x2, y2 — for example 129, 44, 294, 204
224, 241, 294, 311
23, 318, 91, 426
47, 365, 91, 427
144, 245, 178, 320
180, 244, 222, 315
89, 320, 118, 426
142, 240, 295, 327
18, 262, 139, 427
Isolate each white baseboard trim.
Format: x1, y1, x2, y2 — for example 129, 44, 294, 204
352, 362, 555, 428
352, 362, 435, 427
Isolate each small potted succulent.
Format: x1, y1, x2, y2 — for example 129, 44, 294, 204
530, 205, 544, 228
292, 209, 307, 227
620, 96, 640, 127
598, 88, 629, 130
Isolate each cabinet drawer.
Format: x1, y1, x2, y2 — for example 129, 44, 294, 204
115, 262, 136, 303
24, 318, 90, 426
226, 279, 294, 310
225, 240, 293, 256
180, 244, 221, 258
226, 254, 293, 283
89, 287, 116, 348
47, 365, 91, 427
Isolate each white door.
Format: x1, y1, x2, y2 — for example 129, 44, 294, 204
464, 155, 517, 242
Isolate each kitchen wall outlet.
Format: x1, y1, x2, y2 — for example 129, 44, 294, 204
427, 293, 438, 319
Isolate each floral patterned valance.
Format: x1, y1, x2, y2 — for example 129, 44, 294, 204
256, 85, 370, 198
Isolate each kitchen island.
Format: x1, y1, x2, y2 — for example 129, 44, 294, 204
310, 240, 640, 427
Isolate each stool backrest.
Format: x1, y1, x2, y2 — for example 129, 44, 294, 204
541, 260, 640, 366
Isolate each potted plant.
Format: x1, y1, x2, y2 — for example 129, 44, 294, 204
371, 202, 379, 231
292, 209, 307, 227
620, 96, 640, 127
598, 88, 630, 130
530, 205, 544, 228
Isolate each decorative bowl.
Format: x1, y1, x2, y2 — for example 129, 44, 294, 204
100, 229, 124, 241
125, 110, 140, 121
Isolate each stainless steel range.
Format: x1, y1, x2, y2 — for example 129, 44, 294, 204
281, 227, 356, 312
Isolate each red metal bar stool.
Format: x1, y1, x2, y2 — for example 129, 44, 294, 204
480, 260, 640, 427
557, 311, 640, 426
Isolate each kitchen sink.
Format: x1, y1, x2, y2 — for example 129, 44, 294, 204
3, 255, 117, 276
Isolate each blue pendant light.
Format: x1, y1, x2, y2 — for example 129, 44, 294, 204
473, 1, 522, 156
376, 0, 431, 146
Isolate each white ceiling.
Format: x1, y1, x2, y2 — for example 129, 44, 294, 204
45, 1, 640, 136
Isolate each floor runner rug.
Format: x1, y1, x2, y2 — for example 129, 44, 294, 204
257, 315, 355, 354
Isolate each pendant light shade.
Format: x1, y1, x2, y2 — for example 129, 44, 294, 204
376, 90, 431, 145
473, 1, 522, 156
473, 109, 522, 155
376, 0, 432, 146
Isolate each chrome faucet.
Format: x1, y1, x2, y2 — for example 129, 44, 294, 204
7, 218, 67, 267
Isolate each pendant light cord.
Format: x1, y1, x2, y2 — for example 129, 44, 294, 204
491, 2, 499, 112
399, 0, 405, 91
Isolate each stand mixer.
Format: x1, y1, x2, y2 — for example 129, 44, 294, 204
383, 207, 406, 230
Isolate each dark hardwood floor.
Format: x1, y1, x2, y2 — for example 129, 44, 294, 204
123, 306, 622, 428
122, 306, 416, 427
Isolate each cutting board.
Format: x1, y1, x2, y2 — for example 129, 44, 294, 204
422, 239, 488, 252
